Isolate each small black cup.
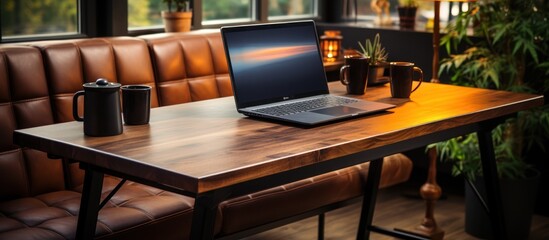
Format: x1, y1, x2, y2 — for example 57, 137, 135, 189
339, 55, 370, 95
121, 85, 151, 125
389, 62, 423, 98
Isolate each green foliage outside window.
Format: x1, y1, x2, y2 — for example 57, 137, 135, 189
268, 0, 314, 17
1, 0, 77, 37
128, 0, 164, 28
202, 0, 251, 21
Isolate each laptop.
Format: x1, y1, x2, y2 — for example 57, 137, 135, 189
220, 20, 395, 126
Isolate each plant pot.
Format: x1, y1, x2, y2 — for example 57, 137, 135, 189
162, 11, 192, 32
397, 6, 417, 30
465, 168, 540, 239
367, 64, 388, 86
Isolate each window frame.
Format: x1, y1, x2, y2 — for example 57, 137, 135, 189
1, 0, 322, 42
129, 0, 321, 35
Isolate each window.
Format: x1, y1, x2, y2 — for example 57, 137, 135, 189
348, 0, 399, 20
127, 0, 319, 31
128, 0, 256, 29
128, 0, 164, 30
1, 0, 78, 40
268, 0, 316, 20
202, 0, 252, 25
347, 0, 460, 28
1, 0, 320, 41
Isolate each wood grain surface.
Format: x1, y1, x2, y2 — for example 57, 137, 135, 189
14, 82, 544, 194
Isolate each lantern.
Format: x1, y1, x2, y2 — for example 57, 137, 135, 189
320, 30, 343, 62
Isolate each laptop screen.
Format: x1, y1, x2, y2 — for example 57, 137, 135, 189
221, 21, 329, 109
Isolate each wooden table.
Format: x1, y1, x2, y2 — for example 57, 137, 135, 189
13, 82, 544, 240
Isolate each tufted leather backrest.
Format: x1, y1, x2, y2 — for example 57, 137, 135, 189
139, 29, 232, 106
1, 33, 230, 200
27, 37, 161, 188
31, 37, 160, 123
0, 46, 65, 201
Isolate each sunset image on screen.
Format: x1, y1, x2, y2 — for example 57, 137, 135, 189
232, 45, 317, 67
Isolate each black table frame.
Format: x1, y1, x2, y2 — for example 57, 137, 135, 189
67, 115, 508, 240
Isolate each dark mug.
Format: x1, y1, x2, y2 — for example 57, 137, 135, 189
339, 56, 370, 95
121, 85, 151, 125
389, 62, 423, 98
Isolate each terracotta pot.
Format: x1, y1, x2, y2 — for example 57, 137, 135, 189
162, 11, 192, 32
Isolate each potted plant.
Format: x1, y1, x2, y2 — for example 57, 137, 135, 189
397, 0, 418, 29
162, 0, 192, 32
430, 0, 549, 238
357, 33, 389, 86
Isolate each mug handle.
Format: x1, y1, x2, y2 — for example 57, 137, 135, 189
339, 65, 350, 85
411, 66, 423, 93
73, 90, 85, 122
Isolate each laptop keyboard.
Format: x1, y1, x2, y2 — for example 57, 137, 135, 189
253, 96, 358, 116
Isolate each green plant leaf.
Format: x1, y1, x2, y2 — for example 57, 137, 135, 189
492, 23, 508, 44
356, 33, 387, 64
434, 0, 549, 180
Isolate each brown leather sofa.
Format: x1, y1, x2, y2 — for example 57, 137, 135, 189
0, 29, 413, 239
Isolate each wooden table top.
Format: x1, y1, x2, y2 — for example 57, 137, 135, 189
14, 82, 544, 194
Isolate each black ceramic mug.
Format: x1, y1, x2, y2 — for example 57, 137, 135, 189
339, 55, 370, 95
121, 85, 151, 125
389, 62, 423, 98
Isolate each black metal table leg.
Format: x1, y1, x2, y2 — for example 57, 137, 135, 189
477, 127, 507, 240
76, 164, 104, 240
190, 190, 228, 239
357, 158, 383, 240
318, 213, 325, 240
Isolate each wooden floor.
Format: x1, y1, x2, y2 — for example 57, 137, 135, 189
242, 182, 549, 240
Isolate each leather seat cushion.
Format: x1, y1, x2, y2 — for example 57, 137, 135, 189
217, 153, 412, 235
0, 155, 411, 240
0, 176, 195, 240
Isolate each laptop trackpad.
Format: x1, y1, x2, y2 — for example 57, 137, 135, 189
312, 106, 364, 116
